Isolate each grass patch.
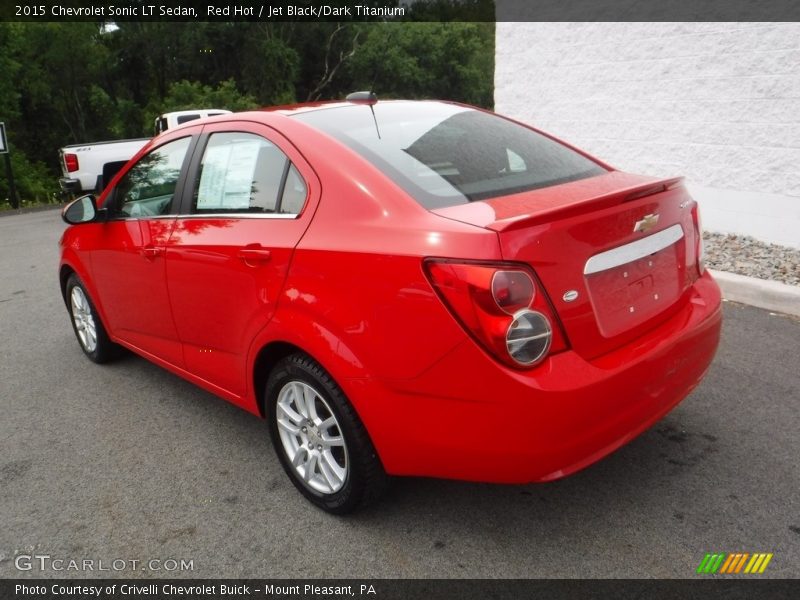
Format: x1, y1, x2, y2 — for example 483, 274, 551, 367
1, 196, 64, 212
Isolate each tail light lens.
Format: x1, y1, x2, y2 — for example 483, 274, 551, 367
424, 260, 568, 369
491, 270, 534, 314
506, 310, 552, 365
64, 153, 79, 173
691, 202, 705, 276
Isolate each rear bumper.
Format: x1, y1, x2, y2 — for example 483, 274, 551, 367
58, 177, 82, 195
350, 271, 722, 483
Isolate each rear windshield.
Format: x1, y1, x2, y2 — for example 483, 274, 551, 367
293, 102, 606, 208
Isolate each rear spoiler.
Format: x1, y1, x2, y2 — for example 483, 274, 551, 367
487, 177, 686, 233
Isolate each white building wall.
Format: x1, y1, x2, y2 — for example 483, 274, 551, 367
495, 23, 800, 248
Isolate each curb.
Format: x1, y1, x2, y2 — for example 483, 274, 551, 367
709, 269, 800, 317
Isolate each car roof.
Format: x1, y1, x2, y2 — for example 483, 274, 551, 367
261, 101, 355, 115
262, 99, 462, 117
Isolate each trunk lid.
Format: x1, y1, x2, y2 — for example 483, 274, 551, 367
432, 171, 702, 359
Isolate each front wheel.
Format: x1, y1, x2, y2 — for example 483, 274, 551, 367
65, 274, 119, 363
266, 353, 388, 514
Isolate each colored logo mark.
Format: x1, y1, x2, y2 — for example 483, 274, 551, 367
697, 552, 773, 574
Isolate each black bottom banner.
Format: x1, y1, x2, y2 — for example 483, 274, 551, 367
3, 579, 799, 600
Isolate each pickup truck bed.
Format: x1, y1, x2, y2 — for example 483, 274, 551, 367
58, 109, 233, 198
59, 138, 149, 196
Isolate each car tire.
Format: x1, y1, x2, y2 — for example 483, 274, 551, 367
65, 274, 120, 364
266, 353, 388, 514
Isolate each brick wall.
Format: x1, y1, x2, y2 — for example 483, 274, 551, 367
495, 23, 800, 248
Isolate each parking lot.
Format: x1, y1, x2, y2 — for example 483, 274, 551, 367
1, 208, 798, 578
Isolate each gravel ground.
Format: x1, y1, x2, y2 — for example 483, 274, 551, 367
704, 232, 800, 286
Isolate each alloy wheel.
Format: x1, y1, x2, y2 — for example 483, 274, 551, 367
70, 286, 98, 353
275, 381, 349, 495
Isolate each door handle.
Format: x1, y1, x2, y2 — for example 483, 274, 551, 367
142, 246, 164, 259
238, 248, 272, 265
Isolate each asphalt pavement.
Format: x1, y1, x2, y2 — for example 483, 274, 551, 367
1, 208, 798, 578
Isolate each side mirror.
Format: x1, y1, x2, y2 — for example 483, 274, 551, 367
62, 194, 102, 225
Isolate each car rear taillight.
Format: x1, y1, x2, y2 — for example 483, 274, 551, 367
64, 153, 79, 173
491, 270, 534, 314
691, 203, 705, 276
424, 260, 568, 369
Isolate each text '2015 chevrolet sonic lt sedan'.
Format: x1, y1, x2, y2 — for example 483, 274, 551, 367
59, 97, 722, 514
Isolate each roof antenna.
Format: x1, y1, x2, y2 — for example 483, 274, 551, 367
343, 24, 393, 140
344, 91, 381, 140
370, 100, 381, 140
369, 97, 381, 140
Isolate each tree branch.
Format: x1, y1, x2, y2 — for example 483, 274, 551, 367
306, 25, 360, 102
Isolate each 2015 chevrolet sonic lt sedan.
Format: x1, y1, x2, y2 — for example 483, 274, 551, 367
59, 98, 722, 513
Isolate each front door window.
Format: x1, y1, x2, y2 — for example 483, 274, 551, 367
111, 137, 191, 218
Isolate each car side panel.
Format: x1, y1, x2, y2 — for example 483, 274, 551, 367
164, 121, 322, 401
60, 231, 110, 328
60, 215, 185, 368
89, 217, 184, 366
166, 218, 303, 398
270, 120, 503, 382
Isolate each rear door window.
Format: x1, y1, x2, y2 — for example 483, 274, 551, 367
192, 132, 307, 215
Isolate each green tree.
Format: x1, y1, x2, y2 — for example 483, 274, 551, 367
239, 26, 300, 105
0, 24, 57, 206
2, 153, 57, 205
0, 20, 496, 206
0, 24, 21, 124
344, 22, 494, 108
154, 79, 258, 114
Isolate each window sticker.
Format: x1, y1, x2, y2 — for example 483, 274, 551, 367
197, 139, 261, 210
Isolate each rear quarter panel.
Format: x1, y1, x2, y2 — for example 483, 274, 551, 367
245, 116, 502, 393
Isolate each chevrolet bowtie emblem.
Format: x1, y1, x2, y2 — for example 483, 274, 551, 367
634, 213, 659, 233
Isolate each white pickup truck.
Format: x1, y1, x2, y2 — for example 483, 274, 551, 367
58, 109, 231, 197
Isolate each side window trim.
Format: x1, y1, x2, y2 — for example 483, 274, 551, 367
105, 134, 200, 221
177, 131, 210, 217
178, 127, 308, 219
274, 159, 292, 214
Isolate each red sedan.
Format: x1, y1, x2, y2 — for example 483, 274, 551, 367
59, 98, 722, 513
